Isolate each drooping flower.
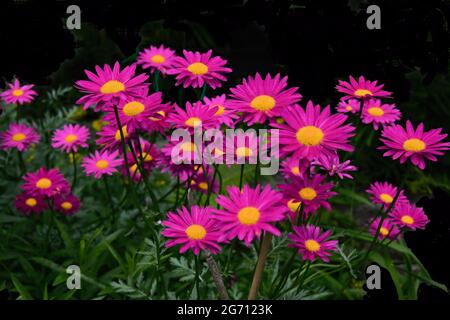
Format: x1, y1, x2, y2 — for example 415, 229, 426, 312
136, 44, 176, 74
52, 124, 90, 153
229, 73, 301, 125
285, 198, 302, 220
96, 123, 132, 151
336, 99, 361, 114
1, 79, 37, 105
161, 205, 222, 255
75, 62, 149, 110
22, 168, 70, 197
312, 153, 357, 180
336, 75, 392, 100
369, 217, 401, 240
288, 224, 338, 262
280, 155, 309, 180
389, 203, 429, 230
167, 101, 220, 133
15, 192, 47, 215
361, 99, 401, 130
212, 184, 287, 245
273, 101, 355, 160
82, 149, 123, 179
366, 181, 408, 209
167, 50, 232, 89
379, 120, 450, 169
53, 194, 80, 215
203, 94, 238, 127
0, 123, 40, 151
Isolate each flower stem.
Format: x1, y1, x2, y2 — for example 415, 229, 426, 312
238, 164, 245, 190
102, 176, 115, 225
194, 254, 201, 299
113, 105, 132, 183
71, 150, 77, 190
17, 149, 26, 175
205, 252, 229, 299
248, 232, 272, 300
153, 70, 160, 92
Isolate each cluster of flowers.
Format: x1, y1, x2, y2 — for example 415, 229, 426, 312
1, 44, 449, 263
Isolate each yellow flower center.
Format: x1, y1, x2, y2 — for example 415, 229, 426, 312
123, 101, 145, 117
379, 193, 393, 204
213, 104, 225, 116
150, 54, 165, 64
287, 199, 301, 212
305, 239, 321, 252
299, 187, 317, 201
130, 164, 138, 174
114, 126, 128, 141
345, 105, 353, 111
403, 138, 426, 152
180, 142, 197, 153
61, 202, 73, 210
142, 152, 153, 162
401, 215, 414, 225
236, 147, 253, 157
36, 178, 52, 189
100, 80, 125, 94
237, 206, 261, 225
185, 224, 207, 240
354, 89, 373, 97
296, 126, 324, 146
12, 133, 26, 142
65, 134, 78, 143
149, 110, 166, 121
367, 107, 384, 117
198, 182, 208, 190
12, 89, 24, 97
291, 166, 300, 176
187, 62, 209, 75
380, 227, 389, 237
185, 117, 202, 127
95, 159, 109, 169
25, 198, 37, 207
213, 148, 225, 156
250, 95, 276, 111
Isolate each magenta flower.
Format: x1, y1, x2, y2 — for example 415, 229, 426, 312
15, 192, 47, 215
312, 153, 357, 180
147, 102, 173, 134
369, 217, 401, 240
379, 120, 450, 169
53, 194, 80, 215
285, 198, 302, 220
229, 73, 302, 125
361, 99, 401, 130
22, 168, 70, 197
366, 181, 408, 209
82, 149, 123, 179
1, 123, 40, 151
280, 155, 309, 180
96, 124, 132, 151
136, 44, 176, 74
212, 184, 287, 246
288, 225, 338, 262
52, 124, 90, 153
203, 94, 238, 127
161, 136, 203, 167
336, 99, 361, 114
225, 130, 270, 164
389, 203, 429, 230
167, 50, 232, 89
336, 75, 392, 100
273, 101, 355, 160
167, 101, 220, 133
161, 205, 222, 255
1, 79, 37, 105
75, 62, 149, 111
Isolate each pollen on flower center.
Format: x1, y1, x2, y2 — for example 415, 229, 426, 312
123, 101, 145, 117
237, 206, 261, 225
65, 134, 78, 143
149, 110, 166, 121
403, 138, 426, 152
304, 239, 321, 252
142, 152, 153, 162
187, 62, 209, 75
151, 54, 165, 64
100, 80, 125, 94
296, 126, 324, 146
12, 89, 24, 97
185, 117, 202, 127
250, 95, 276, 111
287, 199, 301, 212
180, 142, 197, 153
114, 126, 128, 141
368, 107, 385, 117
61, 202, 73, 210
25, 198, 37, 207
198, 182, 208, 190
36, 178, 52, 189
354, 89, 373, 97
213, 104, 225, 116
291, 166, 300, 175
345, 105, 353, 111
299, 187, 317, 201
380, 227, 389, 236
401, 215, 414, 225
12, 133, 26, 142
185, 224, 207, 240
379, 193, 393, 204
95, 159, 109, 169
236, 147, 253, 157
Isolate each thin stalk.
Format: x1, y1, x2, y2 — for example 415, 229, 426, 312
295, 261, 311, 294
205, 252, 229, 300
248, 232, 272, 300
200, 84, 207, 100
102, 177, 115, 225
113, 105, 132, 183
17, 149, 26, 174
270, 250, 297, 298
153, 70, 160, 92
71, 150, 77, 190
194, 254, 201, 299
238, 164, 245, 190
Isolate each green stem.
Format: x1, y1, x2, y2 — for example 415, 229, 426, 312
71, 150, 77, 190
102, 177, 115, 225
113, 105, 132, 183
200, 84, 207, 100
153, 70, 160, 92
194, 254, 201, 299
238, 164, 245, 190
17, 149, 26, 175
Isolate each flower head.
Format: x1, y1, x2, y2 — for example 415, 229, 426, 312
167, 101, 220, 132
54, 194, 80, 215
1, 79, 37, 105
336, 99, 361, 114
52, 124, 90, 153
389, 203, 429, 230
312, 153, 357, 180
1, 123, 40, 151
366, 181, 408, 209
203, 94, 238, 127
288, 225, 338, 262
82, 149, 123, 179
280, 155, 309, 180
369, 217, 401, 240
96, 123, 132, 151
15, 192, 47, 215
22, 168, 70, 197
362, 99, 401, 130
336, 75, 392, 100
137, 44, 176, 74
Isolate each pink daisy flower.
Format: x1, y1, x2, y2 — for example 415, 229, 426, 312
22, 167, 70, 197
15, 192, 47, 215
366, 181, 408, 209
225, 130, 270, 164
161, 205, 222, 255
311, 153, 357, 180
336, 99, 361, 114
167, 49, 232, 89
379, 120, 450, 169
229, 73, 302, 125
273, 101, 355, 160
285, 198, 302, 220
161, 136, 204, 167
361, 99, 401, 130
146, 102, 173, 134
131, 139, 161, 171
53, 194, 80, 215
1, 79, 37, 105
336, 75, 392, 100
1, 123, 40, 151
96, 124, 132, 151
288, 225, 338, 262
167, 101, 220, 133
136, 44, 176, 74
82, 149, 123, 179
389, 203, 429, 231
75, 62, 149, 110
52, 124, 90, 153
369, 217, 401, 240
212, 184, 287, 246
280, 155, 309, 180
203, 94, 238, 127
